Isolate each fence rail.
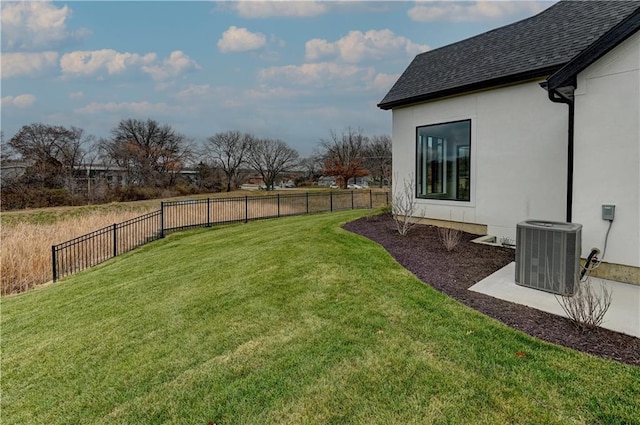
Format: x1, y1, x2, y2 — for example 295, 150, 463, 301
52, 190, 389, 282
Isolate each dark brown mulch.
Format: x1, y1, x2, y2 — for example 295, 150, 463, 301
344, 213, 640, 367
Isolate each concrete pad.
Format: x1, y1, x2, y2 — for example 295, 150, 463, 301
469, 262, 640, 338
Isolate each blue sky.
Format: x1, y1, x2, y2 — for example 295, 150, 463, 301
1, 1, 555, 156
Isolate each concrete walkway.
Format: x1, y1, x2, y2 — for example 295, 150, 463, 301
469, 262, 640, 338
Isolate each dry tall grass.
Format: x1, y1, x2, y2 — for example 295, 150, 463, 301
2, 190, 389, 295
1, 210, 154, 295
163, 191, 379, 229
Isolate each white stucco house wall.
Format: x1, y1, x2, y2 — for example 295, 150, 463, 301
378, 1, 640, 284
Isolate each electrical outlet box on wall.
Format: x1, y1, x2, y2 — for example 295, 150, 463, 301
602, 204, 615, 221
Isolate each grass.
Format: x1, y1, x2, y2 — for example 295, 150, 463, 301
2, 210, 639, 424
1, 189, 387, 295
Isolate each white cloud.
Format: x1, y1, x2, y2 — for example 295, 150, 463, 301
245, 86, 305, 100
175, 84, 213, 99
231, 1, 328, 18
258, 62, 375, 89
69, 91, 84, 99
1, 51, 58, 78
172, 84, 308, 112
408, 1, 549, 23
306, 29, 429, 63
75, 101, 173, 115
60, 49, 157, 77
258, 63, 399, 95
305, 39, 335, 61
218, 26, 267, 53
59, 49, 199, 82
370, 73, 400, 92
1, 94, 36, 108
1, 1, 89, 51
141, 51, 201, 81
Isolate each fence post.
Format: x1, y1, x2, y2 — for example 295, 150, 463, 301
386, 191, 389, 206
159, 202, 165, 238
207, 198, 211, 227
351, 190, 354, 210
306, 192, 309, 214
277, 193, 280, 217
52, 245, 57, 282
330, 191, 333, 212
245, 196, 248, 223
369, 189, 373, 209
113, 223, 118, 257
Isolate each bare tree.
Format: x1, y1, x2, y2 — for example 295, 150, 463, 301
204, 131, 251, 192
76, 146, 107, 202
320, 127, 369, 189
247, 138, 299, 190
1, 131, 17, 161
299, 154, 323, 183
101, 118, 193, 187
8, 123, 92, 191
364, 134, 392, 188
195, 161, 224, 192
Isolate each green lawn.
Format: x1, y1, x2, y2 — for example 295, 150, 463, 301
2, 210, 639, 424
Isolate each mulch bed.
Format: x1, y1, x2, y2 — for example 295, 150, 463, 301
344, 213, 640, 367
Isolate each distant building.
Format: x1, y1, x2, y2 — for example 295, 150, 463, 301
0, 160, 34, 182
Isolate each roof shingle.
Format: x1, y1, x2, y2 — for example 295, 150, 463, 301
378, 1, 640, 110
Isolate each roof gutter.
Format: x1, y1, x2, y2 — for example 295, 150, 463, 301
543, 81, 575, 223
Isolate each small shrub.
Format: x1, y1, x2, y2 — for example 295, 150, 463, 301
500, 236, 515, 248
175, 184, 198, 196
556, 278, 613, 330
380, 204, 392, 215
113, 186, 163, 202
1, 186, 74, 210
437, 211, 465, 252
438, 226, 463, 251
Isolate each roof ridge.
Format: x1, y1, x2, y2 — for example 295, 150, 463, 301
379, 0, 640, 110
548, 3, 640, 90
413, 1, 562, 59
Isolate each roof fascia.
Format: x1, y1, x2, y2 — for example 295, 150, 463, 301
547, 7, 640, 90
377, 65, 561, 110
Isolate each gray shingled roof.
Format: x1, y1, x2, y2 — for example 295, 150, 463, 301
378, 1, 640, 110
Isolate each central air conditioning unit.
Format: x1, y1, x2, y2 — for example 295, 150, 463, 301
515, 220, 582, 296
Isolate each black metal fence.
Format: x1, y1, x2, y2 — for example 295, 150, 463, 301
52, 190, 389, 282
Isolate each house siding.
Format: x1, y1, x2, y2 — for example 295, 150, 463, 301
392, 80, 568, 241
573, 30, 640, 269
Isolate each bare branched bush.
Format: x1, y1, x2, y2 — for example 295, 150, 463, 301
438, 227, 463, 251
391, 174, 421, 236
437, 211, 465, 251
556, 278, 613, 330
499, 236, 515, 248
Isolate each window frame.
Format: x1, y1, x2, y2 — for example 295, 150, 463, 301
415, 119, 472, 202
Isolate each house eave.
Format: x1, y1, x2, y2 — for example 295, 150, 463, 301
378, 65, 562, 110
547, 7, 640, 90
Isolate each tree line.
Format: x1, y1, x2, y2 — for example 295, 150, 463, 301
1, 119, 391, 210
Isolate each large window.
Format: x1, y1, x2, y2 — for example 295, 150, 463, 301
416, 120, 471, 201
